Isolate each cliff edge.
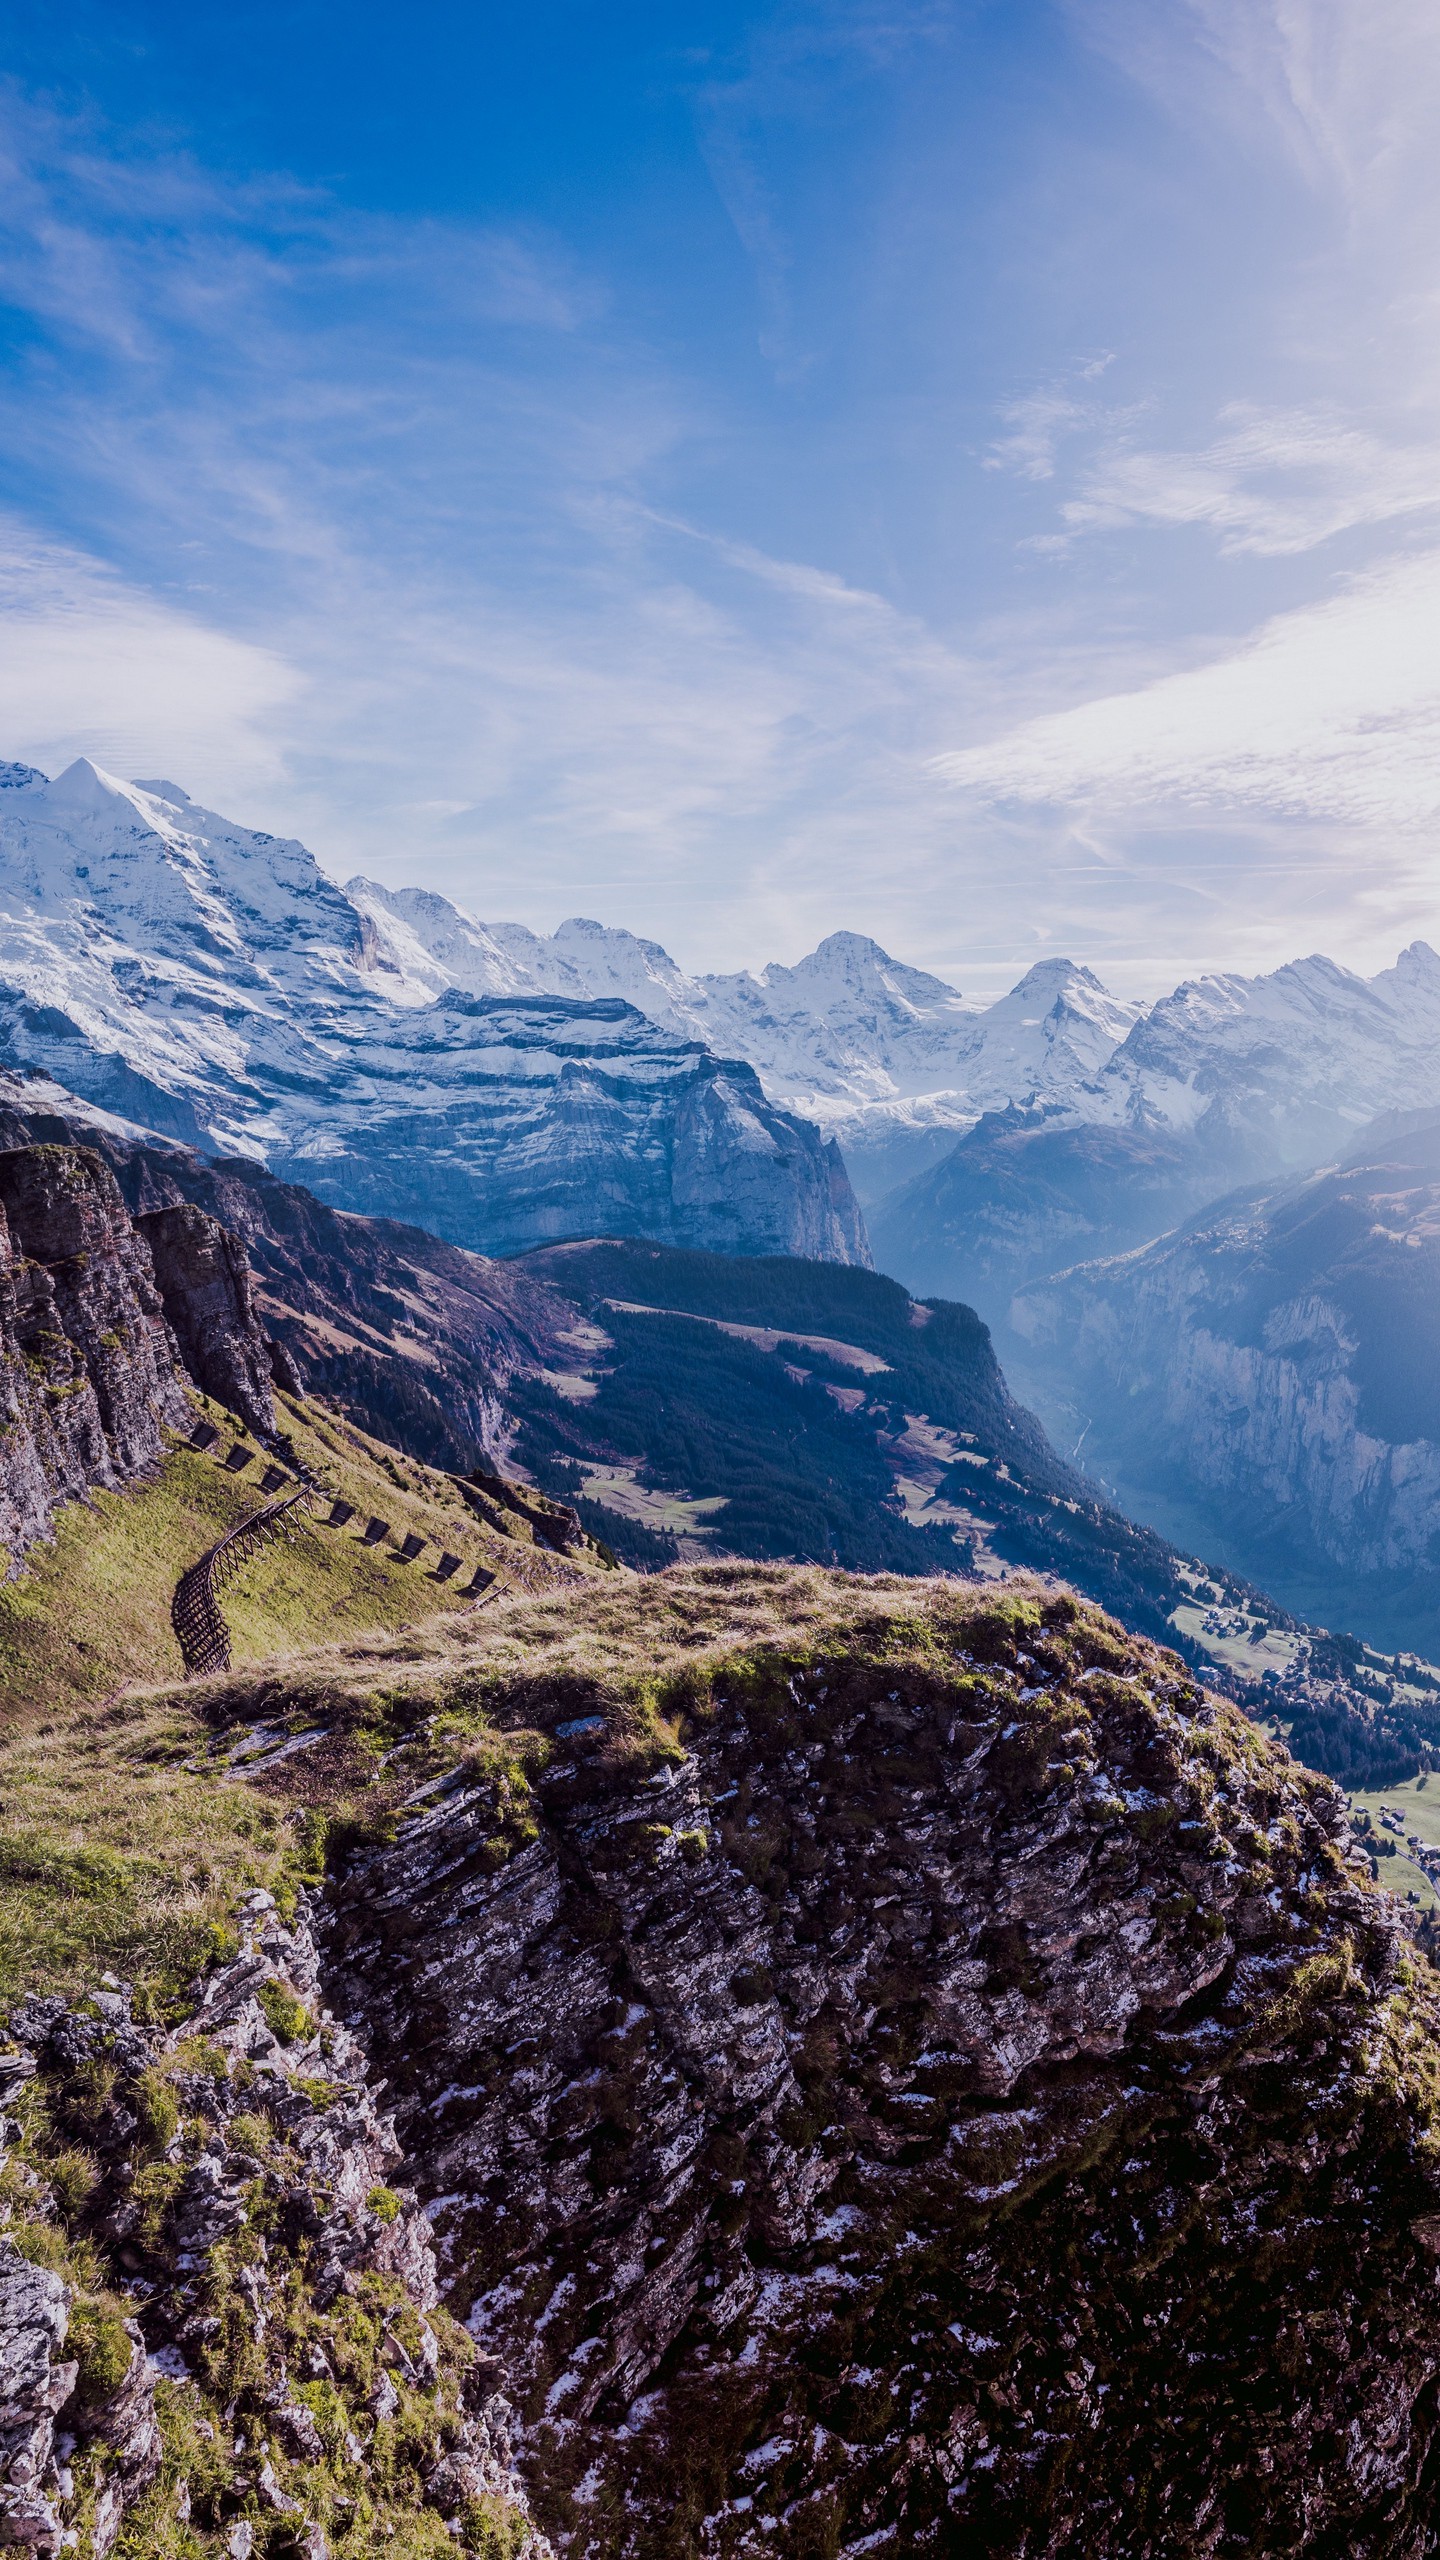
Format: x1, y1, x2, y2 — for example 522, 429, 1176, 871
13, 1564, 1431, 2558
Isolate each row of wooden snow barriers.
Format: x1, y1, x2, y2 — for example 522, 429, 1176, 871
173, 1418, 498, 1677
317, 1495, 495, 1593
170, 1474, 318, 1679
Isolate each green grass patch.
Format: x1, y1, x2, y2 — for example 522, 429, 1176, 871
0, 1394, 540, 1730
0, 1390, 613, 2006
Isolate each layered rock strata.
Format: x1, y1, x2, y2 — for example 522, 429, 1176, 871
135, 1203, 276, 1442
0, 1144, 192, 1567
0, 1894, 549, 2556
306, 1566, 1440, 2559
0, 1144, 287, 1573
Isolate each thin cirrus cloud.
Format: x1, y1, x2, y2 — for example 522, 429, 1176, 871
0, 74, 994, 973
0, 523, 302, 794
935, 547, 1440, 831
1054, 409, 1440, 558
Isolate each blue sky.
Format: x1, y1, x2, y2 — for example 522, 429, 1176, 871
0, 0, 1437, 995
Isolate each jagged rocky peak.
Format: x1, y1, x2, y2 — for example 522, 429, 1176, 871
224, 1560, 1440, 2558
0, 1142, 280, 1567
345, 874, 567, 1003
757, 926, 971, 1016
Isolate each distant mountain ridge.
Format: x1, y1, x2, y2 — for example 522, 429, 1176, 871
869, 941, 1440, 1318
1010, 1111, 1440, 1659
12, 755, 1433, 1268
0, 761, 866, 1266
351, 879, 1147, 1197
350, 874, 1440, 1220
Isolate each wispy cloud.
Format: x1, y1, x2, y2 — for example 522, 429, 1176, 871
1061, 406, 1440, 556
0, 521, 301, 793
940, 1, 1440, 886
1071, 0, 1440, 218
985, 358, 1118, 485
0, 80, 989, 964
4, 12, 1440, 1004
936, 547, 1440, 828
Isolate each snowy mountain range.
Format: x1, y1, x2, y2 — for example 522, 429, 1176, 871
4, 753, 1440, 1311
349, 875, 1440, 1205
869, 939, 1440, 1327
0, 762, 865, 1264
350, 879, 1146, 1198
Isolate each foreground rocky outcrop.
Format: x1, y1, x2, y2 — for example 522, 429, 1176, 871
0, 1145, 194, 1570
176, 1562, 1440, 2560
0, 1893, 550, 2557
6, 1567, 1440, 2551
0, 1144, 282, 1573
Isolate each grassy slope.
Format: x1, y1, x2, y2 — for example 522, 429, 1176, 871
0, 1389, 604, 2003
0, 1565, 1048, 2006
1346, 1772, 1440, 1914
0, 1388, 578, 1725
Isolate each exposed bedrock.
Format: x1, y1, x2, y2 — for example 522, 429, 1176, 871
136, 1200, 277, 1441
0, 1144, 192, 1565
0, 1897, 551, 2556
318, 1571, 1440, 2560
0, 1144, 281, 1570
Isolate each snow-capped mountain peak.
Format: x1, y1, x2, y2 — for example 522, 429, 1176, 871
0, 769, 867, 1264
0, 761, 365, 979
759, 930, 973, 1023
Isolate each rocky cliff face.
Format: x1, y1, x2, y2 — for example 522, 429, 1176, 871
265, 991, 868, 1265
1011, 1113, 1440, 1656
7, 1569, 1440, 2554
0, 1143, 281, 1572
0, 1892, 549, 2556
0, 1145, 192, 1569
136, 1204, 276, 1443
274, 1565, 1440, 2559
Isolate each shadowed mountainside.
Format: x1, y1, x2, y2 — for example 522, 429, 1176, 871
1012, 1111, 1440, 1658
